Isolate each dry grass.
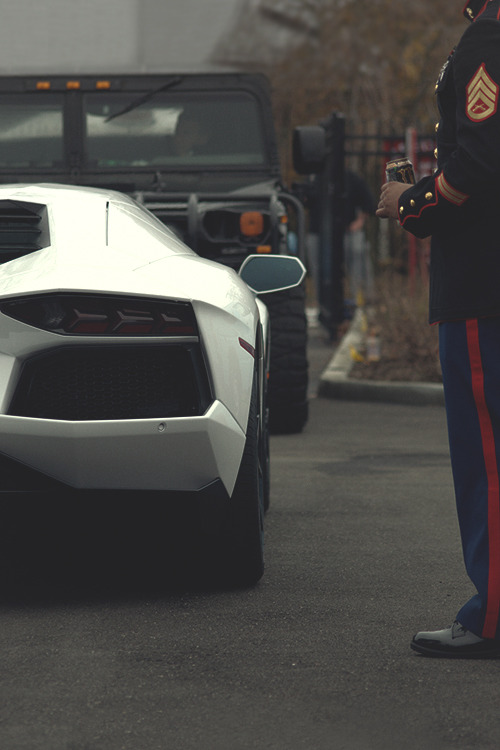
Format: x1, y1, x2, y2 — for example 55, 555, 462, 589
350, 273, 442, 383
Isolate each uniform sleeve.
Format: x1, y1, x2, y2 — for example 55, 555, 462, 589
398, 19, 500, 239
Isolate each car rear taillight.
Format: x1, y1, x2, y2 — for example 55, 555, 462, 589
0, 294, 198, 336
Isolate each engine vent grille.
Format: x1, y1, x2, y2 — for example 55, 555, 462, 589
0, 200, 49, 264
9, 345, 211, 421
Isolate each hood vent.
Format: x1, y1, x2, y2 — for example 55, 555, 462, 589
0, 199, 49, 264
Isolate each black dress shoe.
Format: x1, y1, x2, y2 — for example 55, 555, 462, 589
411, 620, 500, 658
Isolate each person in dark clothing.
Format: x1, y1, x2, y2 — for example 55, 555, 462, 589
302, 170, 375, 304
343, 170, 376, 302
344, 170, 376, 230
377, 0, 500, 658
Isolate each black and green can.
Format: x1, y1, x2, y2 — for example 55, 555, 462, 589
385, 158, 415, 184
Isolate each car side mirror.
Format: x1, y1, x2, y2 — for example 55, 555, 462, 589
239, 255, 306, 295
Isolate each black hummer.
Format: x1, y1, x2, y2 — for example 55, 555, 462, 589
0, 72, 316, 433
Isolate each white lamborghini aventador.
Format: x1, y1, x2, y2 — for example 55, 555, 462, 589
0, 183, 305, 585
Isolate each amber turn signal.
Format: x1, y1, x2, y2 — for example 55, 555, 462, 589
240, 211, 264, 237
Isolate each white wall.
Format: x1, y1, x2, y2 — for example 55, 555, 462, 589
0, 0, 245, 74
0, 0, 140, 73
140, 0, 244, 71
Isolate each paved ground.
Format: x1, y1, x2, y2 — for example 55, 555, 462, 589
0, 321, 498, 750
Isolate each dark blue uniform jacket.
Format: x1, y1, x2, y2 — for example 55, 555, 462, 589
398, 1, 500, 323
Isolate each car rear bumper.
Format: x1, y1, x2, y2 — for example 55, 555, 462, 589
0, 400, 245, 495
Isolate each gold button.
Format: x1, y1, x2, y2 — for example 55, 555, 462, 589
425, 192, 433, 200
410, 200, 416, 207
399, 206, 404, 214
434, 148, 438, 158
435, 122, 439, 132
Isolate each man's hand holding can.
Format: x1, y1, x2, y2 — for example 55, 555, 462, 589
377, 158, 415, 220
376, 181, 412, 220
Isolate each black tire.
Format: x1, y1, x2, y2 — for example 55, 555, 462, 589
224, 372, 265, 587
261, 410, 271, 513
260, 348, 271, 513
264, 283, 309, 434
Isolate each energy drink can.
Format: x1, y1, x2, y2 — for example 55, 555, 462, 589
385, 158, 415, 184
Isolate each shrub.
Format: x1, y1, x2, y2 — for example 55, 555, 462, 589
351, 272, 442, 383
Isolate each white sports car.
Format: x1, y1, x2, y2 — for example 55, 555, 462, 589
0, 184, 305, 586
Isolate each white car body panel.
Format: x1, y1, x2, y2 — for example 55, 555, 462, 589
0, 401, 245, 492
0, 184, 262, 496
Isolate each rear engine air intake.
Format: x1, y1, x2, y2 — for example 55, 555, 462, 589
8, 345, 212, 420
0, 200, 49, 264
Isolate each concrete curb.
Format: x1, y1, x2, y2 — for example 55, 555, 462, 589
317, 307, 445, 407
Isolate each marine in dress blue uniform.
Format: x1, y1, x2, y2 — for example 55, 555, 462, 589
379, 1, 500, 657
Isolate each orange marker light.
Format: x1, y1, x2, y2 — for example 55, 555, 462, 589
36, 81, 51, 90
256, 245, 272, 254
96, 80, 111, 89
66, 81, 81, 89
240, 211, 264, 237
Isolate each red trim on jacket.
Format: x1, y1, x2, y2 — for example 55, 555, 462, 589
466, 318, 500, 639
399, 183, 438, 229
436, 173, 469, 205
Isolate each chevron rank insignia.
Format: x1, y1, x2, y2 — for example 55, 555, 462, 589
466, 64, 499, 122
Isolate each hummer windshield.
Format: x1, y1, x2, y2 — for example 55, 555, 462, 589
84, 92, 267, 169
0, 89, 267, 172
0, 90, 267, 172
0, 93, 64, 168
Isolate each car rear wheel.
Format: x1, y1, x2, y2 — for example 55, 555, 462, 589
224, 371, 264, 587
264, 283, 309, 434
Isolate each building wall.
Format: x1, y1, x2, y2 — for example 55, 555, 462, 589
0, 0, 246, 74
140, 0, 245, 71
0, 0, 140, 72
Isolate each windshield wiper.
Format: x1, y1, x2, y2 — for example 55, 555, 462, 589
104, 75, 183, 123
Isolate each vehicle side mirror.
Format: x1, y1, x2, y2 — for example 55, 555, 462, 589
292, 126, 326, 174
239, 255, 306, 295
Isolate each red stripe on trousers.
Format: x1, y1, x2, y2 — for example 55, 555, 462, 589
466, 319, 500, 638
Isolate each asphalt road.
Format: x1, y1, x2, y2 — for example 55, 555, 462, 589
0, 325, 498, 750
